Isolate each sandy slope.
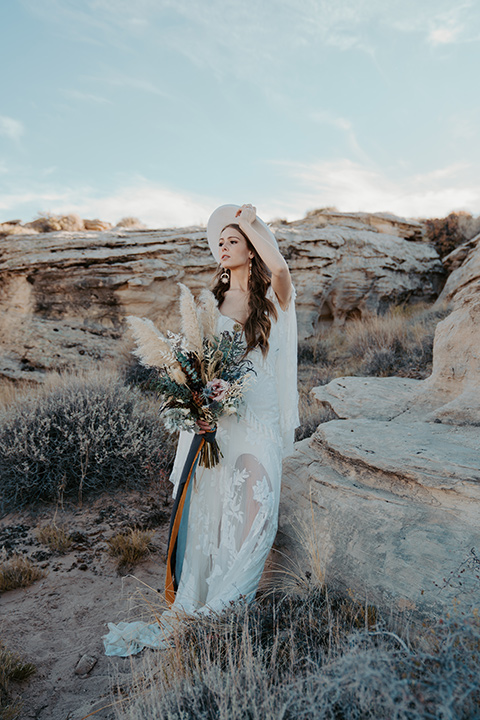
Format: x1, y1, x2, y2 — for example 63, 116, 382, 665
0, 491, 171, 720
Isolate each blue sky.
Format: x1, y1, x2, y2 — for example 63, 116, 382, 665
1, 0, 479, 227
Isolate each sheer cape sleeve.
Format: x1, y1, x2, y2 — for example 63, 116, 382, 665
268, 283, 300, 457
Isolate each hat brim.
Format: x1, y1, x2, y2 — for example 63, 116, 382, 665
206, 204, 278, 263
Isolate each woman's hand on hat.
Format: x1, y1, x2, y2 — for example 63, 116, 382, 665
235, 203, 256, 225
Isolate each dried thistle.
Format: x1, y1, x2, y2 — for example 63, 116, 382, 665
178, 284, 204, 359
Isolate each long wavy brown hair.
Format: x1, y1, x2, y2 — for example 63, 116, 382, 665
212, 223, 277, 357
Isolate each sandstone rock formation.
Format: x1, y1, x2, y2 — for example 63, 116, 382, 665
438, 232, 480, 304
272, 212, 443, 334
300, 208, 425, 240
278, 252, 480, 616
0, 212, 444, 384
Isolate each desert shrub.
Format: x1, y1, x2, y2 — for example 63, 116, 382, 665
107, 528, 154, 570
424, 211, 479, 258
298, 303, 450, 384
0, 551, 45, 593
0, 223, 36, 238
25, 213, 84, 233
115, 590, 480, 720
0, 372, 174, 513
83, 218, 112, 231
345, 304, 451, 378
298, 336, 331, 366
0, 642, 35, 720
115, 217, 146, 229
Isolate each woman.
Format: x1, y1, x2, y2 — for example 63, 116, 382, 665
104, 204, 299, 656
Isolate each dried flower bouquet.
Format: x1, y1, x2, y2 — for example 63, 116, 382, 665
126, 284, 253, 468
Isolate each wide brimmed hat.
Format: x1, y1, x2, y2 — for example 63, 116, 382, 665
206, 204, 278, 263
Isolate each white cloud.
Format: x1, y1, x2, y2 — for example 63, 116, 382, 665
0, 116, 24, 143
0, 180, 217, 228
22, 0, 480, 64
428, 26, 461, 45
63, 183, 215, 227
272, 158, 480, 219
63, 90, 112, 104
2, 167, 478, 227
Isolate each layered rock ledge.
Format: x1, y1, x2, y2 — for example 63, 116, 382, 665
0, 212, 444, 383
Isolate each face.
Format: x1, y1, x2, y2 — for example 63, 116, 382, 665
218, 226, 253, 270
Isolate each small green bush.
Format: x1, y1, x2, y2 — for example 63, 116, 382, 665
0, 372, 174, 513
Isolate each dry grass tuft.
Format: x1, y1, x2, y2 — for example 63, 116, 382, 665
0, 382, 30, 410
35, 522, 72, 554
0, 551, 46, 594
113, 588, 480, 720
107, 528, 155, 570
0, 642, 36, 720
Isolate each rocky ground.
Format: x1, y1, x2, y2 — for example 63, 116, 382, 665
0, 489, 172, 720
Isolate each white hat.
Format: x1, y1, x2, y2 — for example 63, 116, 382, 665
206, 204, 278, 263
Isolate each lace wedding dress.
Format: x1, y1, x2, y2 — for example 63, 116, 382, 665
103, 286, 299, 656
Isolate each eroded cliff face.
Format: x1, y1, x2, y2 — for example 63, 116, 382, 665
277, 237, 480, 617
272, 214, 443, 334
0, 212, 444, 383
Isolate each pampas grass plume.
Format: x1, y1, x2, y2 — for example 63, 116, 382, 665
126, 316, 176, 368
199, 289, 219, 340
178, 284, 204, 358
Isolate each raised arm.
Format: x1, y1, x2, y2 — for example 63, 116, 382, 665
236, 204, 292, 309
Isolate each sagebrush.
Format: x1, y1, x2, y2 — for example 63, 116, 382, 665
0, 372, 174, 513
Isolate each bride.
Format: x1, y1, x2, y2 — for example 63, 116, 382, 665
104, 203, 299, 656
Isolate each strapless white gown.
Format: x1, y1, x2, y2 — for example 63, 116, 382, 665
103, 286, 299, 656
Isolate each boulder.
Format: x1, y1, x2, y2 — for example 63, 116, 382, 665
437, 232, 480, 307
278, 267, 480, 616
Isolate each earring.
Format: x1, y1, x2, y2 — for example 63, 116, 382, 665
220, 267, 230, 284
